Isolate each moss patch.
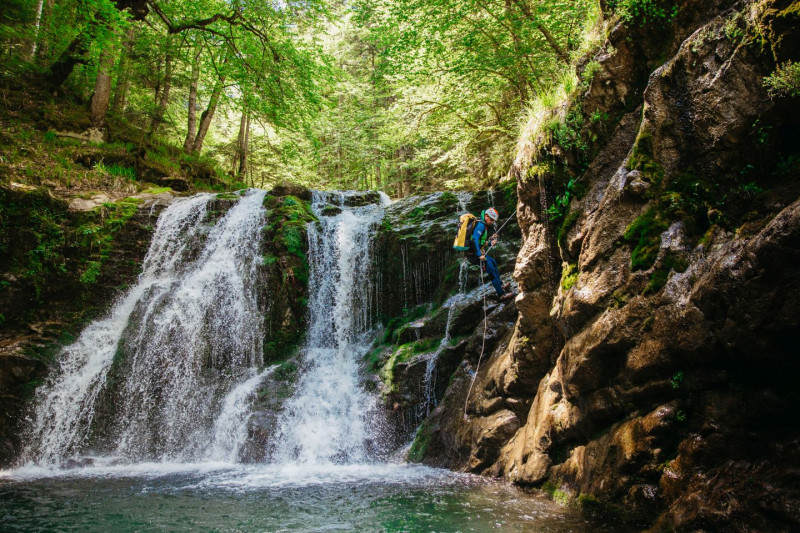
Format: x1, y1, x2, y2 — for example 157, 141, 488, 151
75, 197, 144, 285
644, 252, 689, 294
557, 208, 582, 250
407, 419, 432, 463
623, 208, 668, 270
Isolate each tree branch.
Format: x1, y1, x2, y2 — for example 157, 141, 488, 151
509, 0, 570, 64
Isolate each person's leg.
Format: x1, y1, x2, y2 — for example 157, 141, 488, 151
484, 256, 503, 296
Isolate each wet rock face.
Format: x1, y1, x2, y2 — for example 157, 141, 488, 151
416, 1, 800, 530
259, 191, 317, 364
375, 187, 519, 321
363, 188, 521, 449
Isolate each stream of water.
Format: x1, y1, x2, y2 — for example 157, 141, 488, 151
0, 190, 607, 532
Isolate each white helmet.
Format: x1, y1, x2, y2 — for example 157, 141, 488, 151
485, 207, 499, 221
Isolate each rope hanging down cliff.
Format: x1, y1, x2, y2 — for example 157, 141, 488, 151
463, 210, 517, 419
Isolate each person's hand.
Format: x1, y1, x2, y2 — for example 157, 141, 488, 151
490, 234, 498, 245
480, 255, 485, 261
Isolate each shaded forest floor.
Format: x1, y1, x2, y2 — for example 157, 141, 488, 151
0, 75, 243, 200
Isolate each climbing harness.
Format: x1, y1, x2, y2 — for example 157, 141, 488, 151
462, 208, 518, 419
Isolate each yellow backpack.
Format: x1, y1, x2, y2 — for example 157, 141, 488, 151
453, 213, 478, 251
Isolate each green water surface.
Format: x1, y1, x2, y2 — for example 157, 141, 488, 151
0, 463, 614, 532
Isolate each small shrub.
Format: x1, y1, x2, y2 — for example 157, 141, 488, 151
609, 0, 679, 24
723, 12, 745, 43
80, 260, 102, 284
560, 263, 579, 291
763, 61, 800, 99
546, 178, 584, 221
670, 370, 684, 390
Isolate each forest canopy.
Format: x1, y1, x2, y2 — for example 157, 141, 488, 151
1, 0, 600, 195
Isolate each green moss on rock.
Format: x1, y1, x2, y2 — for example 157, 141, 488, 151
624, 208, 668, 270
407, 419, 432, 463
560, 263, 579, 291
260, 193, 317, 363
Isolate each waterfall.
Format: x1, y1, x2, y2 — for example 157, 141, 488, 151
416, 261, 469, 422
271, 192, 383, 465
22, 190, 268, 466
209, 366, 277, 462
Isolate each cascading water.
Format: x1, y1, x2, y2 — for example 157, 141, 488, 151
21, 190, 269, 466
414, 261, 470, 423
209, 365, 277, 463
270, 192, 383, 465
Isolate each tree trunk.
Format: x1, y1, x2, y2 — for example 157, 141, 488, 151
27, 0, 45, 61
232, 111, 246, 173
90, 45, 116, 131
183, 48, 201, 153
153, 55, 163, 106
238, 112, 251, 178
111, 27, 136, 113
149, 51, 173, 138
191, 75, 225, 154
35, 0, 55, 64
46, 19, 101, 89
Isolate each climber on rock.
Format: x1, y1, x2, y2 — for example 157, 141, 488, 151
466, 207, 514, 301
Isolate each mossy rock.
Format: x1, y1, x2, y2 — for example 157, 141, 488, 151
271, 183, 312, 201
342, 191, 382, 206
624, 207, 668, 270
407, 419, 433, 463
321, 205, 342, 217
260, 194, 316, 363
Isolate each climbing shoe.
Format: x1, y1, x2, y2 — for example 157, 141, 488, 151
499, 291, 516, 302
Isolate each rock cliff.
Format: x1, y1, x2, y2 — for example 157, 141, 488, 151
413, 0, 800, 530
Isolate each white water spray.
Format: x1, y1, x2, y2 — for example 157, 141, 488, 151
22, 191, 269, 466
209, 366, 277, 462
416, 262, 469, 422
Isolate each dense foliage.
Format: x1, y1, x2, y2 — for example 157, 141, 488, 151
1, 0, 597, 195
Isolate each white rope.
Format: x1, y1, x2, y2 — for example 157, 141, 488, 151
464, 261, 489, 419
462, 209, 517, 419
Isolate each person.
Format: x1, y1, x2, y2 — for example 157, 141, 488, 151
465, 207, 514, 301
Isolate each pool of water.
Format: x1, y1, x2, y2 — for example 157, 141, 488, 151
0, 462, 607, 532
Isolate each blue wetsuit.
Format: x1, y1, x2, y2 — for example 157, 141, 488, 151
467, 221, 503, 296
